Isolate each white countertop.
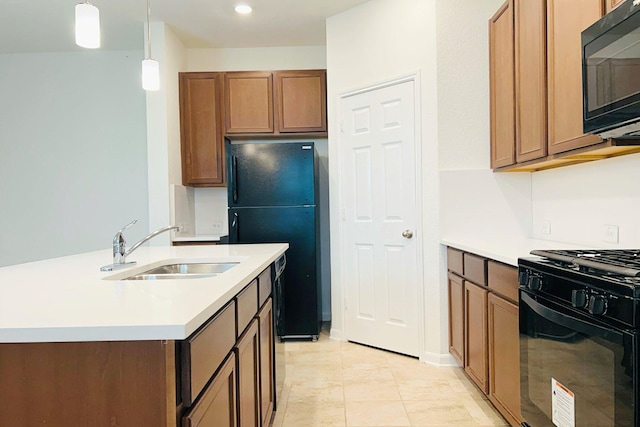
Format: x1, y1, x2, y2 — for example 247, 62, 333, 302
441, 236, 591, 266
0, 243, 287, 343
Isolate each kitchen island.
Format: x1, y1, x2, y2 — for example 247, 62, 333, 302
0, 243, 287, 427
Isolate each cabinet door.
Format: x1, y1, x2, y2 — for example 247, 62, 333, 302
605, 0, 625, 12
179, 72, 225, 186
448, 273, 465, 366
515, 0, 547, 162
489, 0, 516, 169
183, 353, 237, 427
225, 72, 274, 134
488, 293, 522, 427
464, 281, 489, 394
257, 299, 274, 427
236, 319, 260, 427
274, 70, 327, 133
547, 0, 603, 154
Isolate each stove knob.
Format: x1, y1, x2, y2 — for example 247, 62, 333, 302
571, 289, 588, 308
588, 295, 608, 315
518, 270, 529, 286
527, 276, 543, 291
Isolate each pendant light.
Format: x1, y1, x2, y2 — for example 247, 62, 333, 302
142, 0, 160, 91
75, 1, 100, 48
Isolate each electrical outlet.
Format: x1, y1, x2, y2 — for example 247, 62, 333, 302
602, 224, 619, 244
541, 220, 551, 235
212, 222, 223, 232
178, 222, 190, 234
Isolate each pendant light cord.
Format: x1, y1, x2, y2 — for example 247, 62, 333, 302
146, 0, 152, 59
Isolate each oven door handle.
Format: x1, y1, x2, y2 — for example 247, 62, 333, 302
521, 292, 624, 343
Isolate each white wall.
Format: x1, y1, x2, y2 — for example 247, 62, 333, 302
326, 0, 444, 362
531, 153, 640, 247
437, 0, 504, 170
0, 51, 149, 267
188, 46, 327, 71
146, 23, 188, 245
436, 0, 532, 248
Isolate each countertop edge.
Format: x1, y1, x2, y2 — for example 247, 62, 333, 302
0, 244, 287, 343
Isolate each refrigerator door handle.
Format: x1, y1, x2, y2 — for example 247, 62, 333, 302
231, 212, 239, 241
230, 155, 238, 203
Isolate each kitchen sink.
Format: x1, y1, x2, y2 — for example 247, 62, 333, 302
123, 262, 238, 281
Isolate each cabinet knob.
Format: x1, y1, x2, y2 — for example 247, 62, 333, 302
402, 229, 413, 239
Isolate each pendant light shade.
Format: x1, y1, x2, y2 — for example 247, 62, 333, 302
142, 0, 160, 91
142, 59, 160, 91
75, 2, 100, 49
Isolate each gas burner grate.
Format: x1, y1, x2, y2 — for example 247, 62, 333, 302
530, 249, 640, 277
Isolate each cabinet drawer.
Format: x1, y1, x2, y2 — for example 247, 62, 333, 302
447, 247, 464, 276
258, 267, 272, 309
182, 352, 237, 427
463, 253, 487, 286
488, 261, 518, 303
181, 300, 236, 407
237, 279, 259, 337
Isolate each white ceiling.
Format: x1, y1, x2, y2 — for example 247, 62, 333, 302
0, 0, 370, 53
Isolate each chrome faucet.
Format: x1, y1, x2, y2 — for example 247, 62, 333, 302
100, 220, 179, 271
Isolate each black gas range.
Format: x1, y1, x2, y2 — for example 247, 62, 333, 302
518, 249, 639, 427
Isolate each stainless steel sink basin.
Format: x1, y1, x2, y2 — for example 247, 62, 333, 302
123, 262, 238, 281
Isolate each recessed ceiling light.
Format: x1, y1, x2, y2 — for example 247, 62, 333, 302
235, 4, 252, 14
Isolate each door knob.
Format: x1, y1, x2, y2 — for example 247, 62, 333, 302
402, 229, 413, 239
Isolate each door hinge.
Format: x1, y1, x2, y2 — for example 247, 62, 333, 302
340, 120, 345, 134
344, 297, 348, 311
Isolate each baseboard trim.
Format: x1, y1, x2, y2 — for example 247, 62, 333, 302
421, 350, 459, 367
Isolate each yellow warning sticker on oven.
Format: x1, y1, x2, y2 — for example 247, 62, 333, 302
552, 378, 575, 427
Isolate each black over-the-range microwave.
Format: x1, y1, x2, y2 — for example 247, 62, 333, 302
582, 0, 640, 138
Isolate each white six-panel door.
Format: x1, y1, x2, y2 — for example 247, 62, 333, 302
340, 79, 419, 357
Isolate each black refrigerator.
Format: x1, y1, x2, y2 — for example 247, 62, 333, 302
226, 140, 320, 340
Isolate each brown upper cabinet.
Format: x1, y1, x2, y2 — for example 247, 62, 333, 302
179, 69, 327, 187
605, 0, 625, 13
547, 0, 603, 154
487, 0, 640, 172
275, 70, 327, 133
225, 72, 274, 134
515, 0, 547, 163
179, 72, 225, 187
489, 0, 516, 169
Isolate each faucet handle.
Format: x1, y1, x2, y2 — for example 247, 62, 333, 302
117, 219, 138, 234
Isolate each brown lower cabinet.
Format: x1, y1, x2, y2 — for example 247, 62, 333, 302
447, 247, 522, 426
0, 267, 277, 427
183, 353, 238, 427
464, 280, 489, 394
258, 299, 275, 427
236, 319, 260, 427
448, 272, 465, 366
488, 293, 522, 427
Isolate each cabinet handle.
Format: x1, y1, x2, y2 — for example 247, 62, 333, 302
232, 212, 239, 241
230, 156, 238, 203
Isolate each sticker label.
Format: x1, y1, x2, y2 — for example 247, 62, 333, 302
552, 378, 575, 427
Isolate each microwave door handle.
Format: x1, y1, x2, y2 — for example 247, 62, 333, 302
521, 292, 624, 343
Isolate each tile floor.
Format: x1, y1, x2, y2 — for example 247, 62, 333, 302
271, 327, 509, 427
